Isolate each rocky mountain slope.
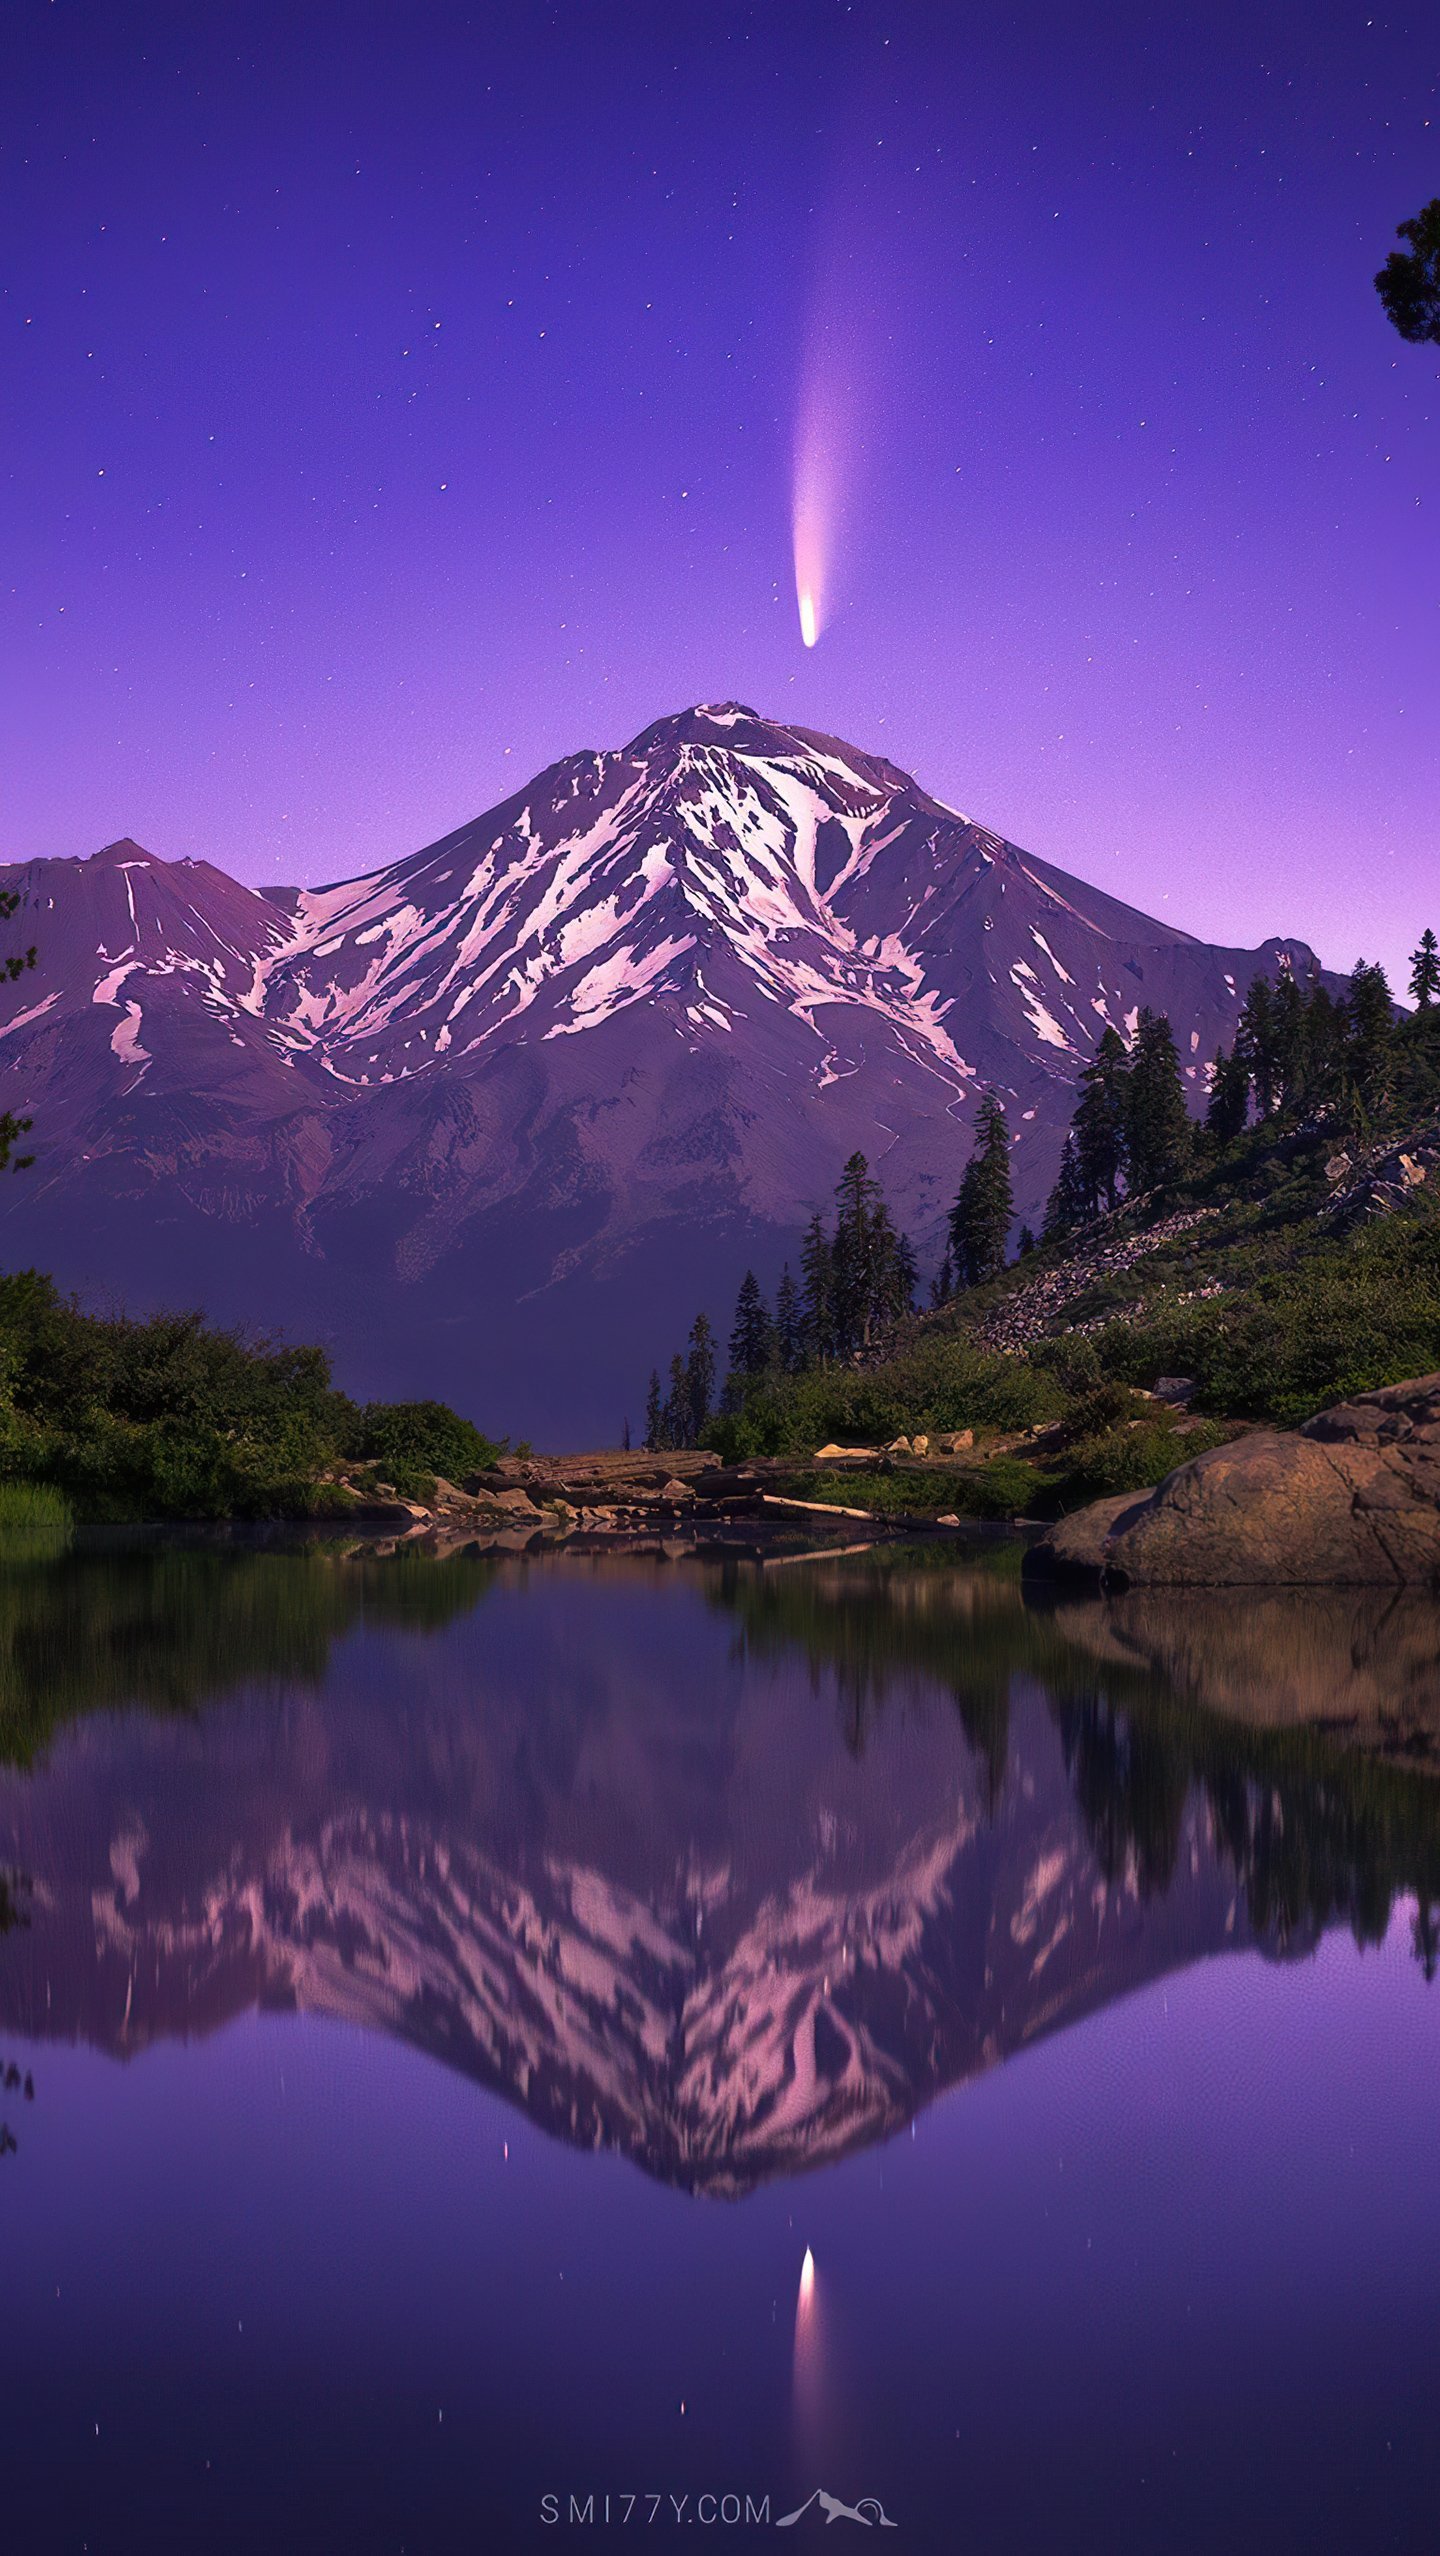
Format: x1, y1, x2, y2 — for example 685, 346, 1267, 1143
0, 705, 1329, 1440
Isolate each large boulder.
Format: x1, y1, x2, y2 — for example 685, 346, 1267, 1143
1028, 1375, 1440, 1588
1024, 1490, 1156, 1579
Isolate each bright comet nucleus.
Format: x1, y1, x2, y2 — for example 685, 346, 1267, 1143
792, 474, 828, 647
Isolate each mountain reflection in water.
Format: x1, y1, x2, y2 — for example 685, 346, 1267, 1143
0, 1537, 1436, 2190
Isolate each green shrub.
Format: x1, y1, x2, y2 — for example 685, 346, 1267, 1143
1058, 1418, 1231, 1502
0, 1272, 499, 1520
354, 1399, 506, 1484
1030, 1335, 1104, 1396
1092, 1213, 1440, 1424
708, 1336, 1058, 1459
1048, 1380, 1151, 1450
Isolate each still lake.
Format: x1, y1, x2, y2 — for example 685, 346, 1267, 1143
1, 1533, 1438, 2555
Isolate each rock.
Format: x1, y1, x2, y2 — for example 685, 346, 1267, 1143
935, 1512, 961, 1527
911, 1433, 929, 1456
1325, 1140, 1440, 1230
977, 1206, 1222, 1354
1324, 1153, 1352, 1184
1151, 1376, 1196, 1407
1041, 1374, 1440, 1587
345, 1498, 428, 1527
480, 1487, 542, 1517
886, 1436, 913, 1455
813, 1443, 878, 1463
932, 1429, 974, 1454
660, 1477, 695, 1502
1024, 1491, 1157, 1581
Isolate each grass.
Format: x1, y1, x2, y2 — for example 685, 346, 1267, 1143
0, 1482, 72, 1529
790, 1459, 1052, 1522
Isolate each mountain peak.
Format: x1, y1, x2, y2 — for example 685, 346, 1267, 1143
624, 701, 796, 758
92, 837, 156, 866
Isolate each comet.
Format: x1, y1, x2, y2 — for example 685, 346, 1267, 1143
791, 387, 835, 648
790, 227, 870, 648
790, 184, 904, 651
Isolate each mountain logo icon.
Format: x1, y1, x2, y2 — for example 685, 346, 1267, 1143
775, 2488, 898, 2528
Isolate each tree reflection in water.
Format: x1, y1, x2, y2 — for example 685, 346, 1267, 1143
0, 1864, 33, 2154
721, 1546, 1440, 1974
0, 1534, 1435, 2190
0, 1534, 498, 1768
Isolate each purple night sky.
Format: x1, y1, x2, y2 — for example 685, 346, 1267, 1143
3, 2, 1435, 987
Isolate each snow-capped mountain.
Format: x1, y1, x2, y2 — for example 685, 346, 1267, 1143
0, 705, 1328, 1438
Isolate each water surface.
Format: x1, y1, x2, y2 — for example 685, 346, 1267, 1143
2, 1537, 1438, 2553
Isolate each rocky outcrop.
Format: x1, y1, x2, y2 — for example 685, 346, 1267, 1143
1322, 1135, 1440, 1230
976, 1207, 1224, 1353
1026, 1374, 1440, 1588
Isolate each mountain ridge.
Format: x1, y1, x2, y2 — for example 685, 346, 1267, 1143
0, 705, 1334, 1439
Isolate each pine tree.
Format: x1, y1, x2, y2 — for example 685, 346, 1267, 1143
621, 1416, 631, 1453
892, 1229, 920, 1314
728, 1271, 772, 1377
1072, 1029, 1130, 1213
1017, 1225, 1036, 1256
1410, 928, 1440, 1009
832, 1153, 884, 1354
685, 1314, 717, 1441
1237, 977, 1280, 1118
1271, 970, 1308, 1111
774, 1265, 803, 1372
1375, 197, 1440, 348
663, 1353, 689, 1449
1344, 960, 1394, 1108
1043, 1132, 1087, 1240
1300, 981, 1344, 1109
1123, 1008, 1191, 1193
1205, 1044, 1250, 1146
864, 1200, 910, 1336
930, 1252, 955, 1308
949, 1159, 979, 1286
644, 1370, 663, 1452
949, 1089, 1013, 1284
799, 1212, 834, 1365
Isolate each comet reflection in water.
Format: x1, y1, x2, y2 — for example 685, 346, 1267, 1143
791, 2245, 827, 2472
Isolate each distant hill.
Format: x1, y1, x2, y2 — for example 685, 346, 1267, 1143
0, 705, 1333, 1441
